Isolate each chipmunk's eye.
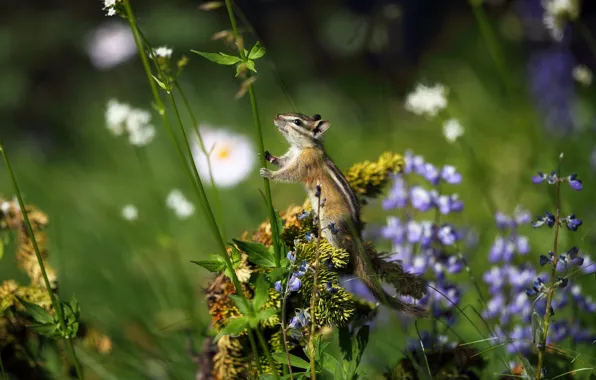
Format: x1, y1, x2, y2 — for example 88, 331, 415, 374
293, 119, 302, 126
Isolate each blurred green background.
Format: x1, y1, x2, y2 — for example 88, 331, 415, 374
2, 0, 596, 378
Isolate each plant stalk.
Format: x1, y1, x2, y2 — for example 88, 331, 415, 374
223, 0, 282, 267
309, 195, 323, 380
0, 141, 83, 379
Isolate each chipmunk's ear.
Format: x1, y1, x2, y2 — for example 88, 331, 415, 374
312, 114, 321, 121
312, 119, 330, 137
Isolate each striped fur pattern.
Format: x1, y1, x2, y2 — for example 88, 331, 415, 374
260, 113, 428, 318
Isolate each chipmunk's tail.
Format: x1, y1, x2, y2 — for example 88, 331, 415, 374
353, 253, 429, 318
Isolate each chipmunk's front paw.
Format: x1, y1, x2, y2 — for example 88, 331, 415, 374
260, 168, 272, 178
264, 151, 275, 163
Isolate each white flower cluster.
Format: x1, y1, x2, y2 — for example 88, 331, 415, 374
404, 83, 465, 144
105, 99, 156, 147
541, 0, 580, 41
153, 46, 173, 58
166, 189, 195, 219
103, 0, 117, 16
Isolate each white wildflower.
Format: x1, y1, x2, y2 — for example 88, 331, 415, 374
442, 118, 464, 143
236, 267, 252, 283
103, 0, 117, 16
404, 83, 448, 118
541, 0, 579, 41
0, 201, 10, 214
105, 99, 131, 136
85, 21, 136, 70
166, 189, 195, 219
121, 204, 139, 221
572, 64, 592, 86
105, 100, 156, 146
153, 46, 173, 58
191, 126, 256, 188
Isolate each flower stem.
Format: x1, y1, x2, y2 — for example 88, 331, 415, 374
309, 196, 323, 380
223, 0, 282, 267
0, 141, 83, 379
281, 270, 295, 379
247, 329, 263, 374
122, 2, 271, 375
535, 171, 562, 378
173, 80, 227, 242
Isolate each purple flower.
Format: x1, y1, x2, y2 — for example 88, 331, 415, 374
274, 280, 282, 293
287, 251, 296, 262
514, 207, 532, 225
289, 309, 310, 329
496, 212, 513, 229
383, 176, 408, 210
564, 214, 582, 231
410, 186, 433, 212
296, 209, 310, 220
567, 174, 582, 190
515, 235, 530, 254
532, 171, 548, 184
440, 165, 462, 184
437, 224, 457, 246
421, 163, 440, 185
404, 150, 425, 174
295, 260, 309, 277
288, 274, 302, 292
483, 266, 505, 292
483, 294, 506, 319
304, 231, 314, 242
532, 211, 555, 228
381, 216, 405, 243
446, 256, 463, 274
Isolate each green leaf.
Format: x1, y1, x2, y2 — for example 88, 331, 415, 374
252, 275, 269, 310
257, 308, 277, 321
338, 327, 352, 361
271, 352, 311, 370
0, 241, 4, 261
151, 75, 168, 91
248, 42, 266, 60
191, 259, 226, 273
233, 239, 276, 267
30, 323, 58, 337
268, 267, 287, 283
214, 316, 248, 342
191, 50, 242, 65
355, 325, 370, 362
320, 353, 341, 376
245, 60, 257, 73
16, 297, 53, 325
228, 294, 252, 316
334, 361, 345, 380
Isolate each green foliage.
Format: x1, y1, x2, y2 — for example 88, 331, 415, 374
233, 239, 276, 268
17, 296, 80, 340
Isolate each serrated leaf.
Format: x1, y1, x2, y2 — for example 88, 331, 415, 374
249, 42, 266, 60
252, 275, 269, 310
228, 294, 252, 316
271, 352, 311, 370
151, 75, 168, 91
355, 325, 369, 360
214, 316, 248, 342
16, 297, 53, 325
191, 259, 226, 273
191, 50, 242, 65
268, 267, 287, 283
233, 239, 276, 267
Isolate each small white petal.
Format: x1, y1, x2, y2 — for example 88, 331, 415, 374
122, 204, 139, 221
153, 46, 173, 58
86, 21, 136, 69
404, 83, 448, 118
442, 118, 464, 143
166, 189, 195, 219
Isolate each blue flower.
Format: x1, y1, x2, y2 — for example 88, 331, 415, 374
532, 171, 548, 184
296, 209, 310, 220
567, 174, 583, 190
564, 214, 582, 231
287, 251, 296, 263
274, 280, 282, 293
381, 216, 405, 244
495, 212, 513, 229
539, 254, 552, 266
440, 165, 462, 184
410, 186, 433, 212
382, 175, 408, 210
295, 260, 309, 277
304, 231, 314, 242
437, 224, 458, 246
289, 308, 310, 329
288, 274, 302, 292
421, 163, 440, 185
532, 211, 555, 228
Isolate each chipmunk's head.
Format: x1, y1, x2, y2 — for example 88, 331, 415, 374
274, 113, 331, 148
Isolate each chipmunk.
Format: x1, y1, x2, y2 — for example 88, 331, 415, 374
260, 113, 428, 318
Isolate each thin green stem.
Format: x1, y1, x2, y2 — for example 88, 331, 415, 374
122, 3, 267, 375
247, 329, 263, 374
224, 0, 282, 267
173, 80, 227, 241
309, 196, 322, 380
255, 327, 278, 379
535, 176, 562, 378
0, 141, 83, 379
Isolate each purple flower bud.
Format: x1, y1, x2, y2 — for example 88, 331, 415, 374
295, 260, 309, 277
515, 235, 530, 255
483, 266, 505, 292
483, 294, 505, 319
446, 256, 463, 273
325, 281, 337, 293
437, 224, 457, 246
502, 239, 515, 262
440, 165, 462, 184
296, 209, 310, 220
567, 174, 583, 190
287, 251, 296, 262
532, 171, 547, 184
449, 194, 464, 212
539, 254, 551, 266
381, 216, 405, 244
489, 236, 504, 263
274, 280, 282, 293
289, 309, 310, 329
514, 207, 532, 225
382, 176, 408, 210
547, 171, 558, 184
410, 186, 433, 212
304, 231, 314, 242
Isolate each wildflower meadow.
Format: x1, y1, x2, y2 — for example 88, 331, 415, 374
2, 0, 596, 379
